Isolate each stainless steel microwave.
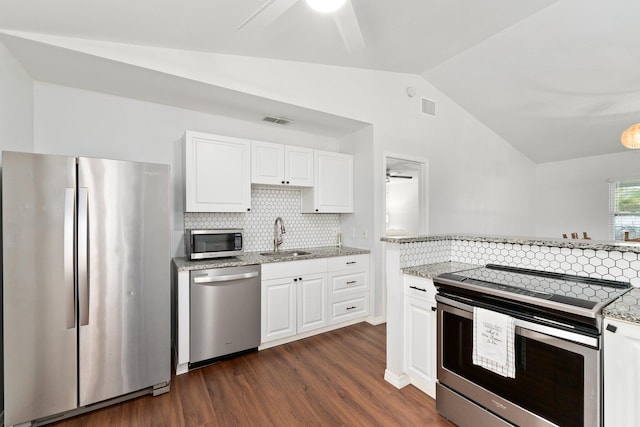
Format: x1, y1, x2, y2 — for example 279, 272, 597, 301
186, 229, 243, 260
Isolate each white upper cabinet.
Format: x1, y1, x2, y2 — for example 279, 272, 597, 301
251, 141, 284, 185
251, 141, 313, 187
284, 145, 314, 186
184, 131, 251, 212
301, 150, 353, 213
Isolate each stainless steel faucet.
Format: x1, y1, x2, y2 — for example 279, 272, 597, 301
274, 217, 286, 252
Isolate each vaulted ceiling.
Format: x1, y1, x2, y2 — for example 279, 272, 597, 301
1, 0, 638, 163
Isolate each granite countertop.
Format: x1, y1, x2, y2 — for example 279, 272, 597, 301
173, 245, 370, 271
603, 288, 640, 324
402, 261, 478, 279
381, 233, 640, 253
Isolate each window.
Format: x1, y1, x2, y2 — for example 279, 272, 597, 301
610, 178, 640, 241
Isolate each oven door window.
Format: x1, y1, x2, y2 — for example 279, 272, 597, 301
442, 310, 588, 427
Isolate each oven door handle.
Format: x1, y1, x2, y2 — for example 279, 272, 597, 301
436, 294, 599, 348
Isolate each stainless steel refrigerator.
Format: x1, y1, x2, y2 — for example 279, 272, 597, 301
2, 151, 171, 426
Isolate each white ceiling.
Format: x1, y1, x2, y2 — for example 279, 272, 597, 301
1, 0, 638, 163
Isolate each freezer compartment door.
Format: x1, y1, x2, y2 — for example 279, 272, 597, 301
77, 157, 170, 406
2, 151, 78, 425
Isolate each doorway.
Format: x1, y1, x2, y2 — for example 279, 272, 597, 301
384, 156, 427, 236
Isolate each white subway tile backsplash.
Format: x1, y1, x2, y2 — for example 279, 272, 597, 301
184, 187, 340, 253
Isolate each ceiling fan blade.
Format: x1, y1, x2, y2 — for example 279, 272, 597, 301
238, 0, 299, 30
332, 0, 365, 52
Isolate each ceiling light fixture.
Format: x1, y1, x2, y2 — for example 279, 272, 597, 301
305, 0, 346, 13
621, 123, 640, 149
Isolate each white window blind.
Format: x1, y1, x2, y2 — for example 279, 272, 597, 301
609, 178, 640, 241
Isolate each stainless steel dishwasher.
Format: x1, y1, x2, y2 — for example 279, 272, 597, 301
189, 264, 261, 368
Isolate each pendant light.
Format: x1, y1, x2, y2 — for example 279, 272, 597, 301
621, 123, 640, 149
305, 0, 346, 13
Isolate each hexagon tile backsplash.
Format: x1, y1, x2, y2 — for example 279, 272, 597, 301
184, 187, 340, 253
399, 238, 640, 286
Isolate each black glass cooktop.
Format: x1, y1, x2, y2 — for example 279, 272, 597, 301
435, 264, 631, 317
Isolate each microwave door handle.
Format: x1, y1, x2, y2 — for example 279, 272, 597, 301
78, 187, 90, 326
64, 188, 76, 329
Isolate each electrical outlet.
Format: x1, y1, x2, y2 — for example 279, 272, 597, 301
361, 227, 367, 239
351, 227, 356, 238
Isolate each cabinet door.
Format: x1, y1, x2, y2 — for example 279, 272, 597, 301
251, 140, 285, 185
284, 145, 313, 187
301, 150, 353, 213
262, 277, 296, 343
403, 296, 437, 398
604, 318, 640, 426
184, 131, 251, 212
297, 274, 328, 333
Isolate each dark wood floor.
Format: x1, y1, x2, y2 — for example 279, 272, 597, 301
52, 323, 455, 426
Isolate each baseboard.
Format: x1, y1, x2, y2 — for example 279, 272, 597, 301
259, 317, 368, 351
366, 315, 385, 325
384, 369, 411, 389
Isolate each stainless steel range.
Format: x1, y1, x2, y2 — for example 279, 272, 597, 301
434, 264, 631, 427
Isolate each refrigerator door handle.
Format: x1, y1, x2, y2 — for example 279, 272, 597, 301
64, 188, 76, 329
78, 187, 90, 326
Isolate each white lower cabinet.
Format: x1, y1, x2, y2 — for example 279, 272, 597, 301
261, 259, 328, 344
261, 276, 297, 342
328, 254, 369, 324
604, 317, 640, 426
261, 254, 369, 347
297, 273, 328, 333
402, 274, 437, 398
331, 294, 368, 322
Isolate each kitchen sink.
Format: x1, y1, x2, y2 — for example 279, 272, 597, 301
260, 250, 310, 257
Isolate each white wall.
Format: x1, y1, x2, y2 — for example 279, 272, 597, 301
32, 82, 339, 256
535, 150, 640, 240
0, 42, 33, 158
338, 126, 379, 318
11, 35, 539, 321
17, 35, 536, 236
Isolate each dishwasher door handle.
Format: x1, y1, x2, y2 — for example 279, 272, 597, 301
193, 271, 259, 284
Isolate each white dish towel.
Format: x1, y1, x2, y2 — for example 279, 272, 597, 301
472, 307, 516, 378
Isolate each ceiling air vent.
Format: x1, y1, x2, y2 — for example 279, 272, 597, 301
262, 115, 293, 125
421, 98, 436, 117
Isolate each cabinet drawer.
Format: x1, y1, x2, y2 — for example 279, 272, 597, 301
262, 258, 327, 280
327, 254, 369, 272
403, 275, 436, 302
330, 295, 368, 323
330, 272, 367, 295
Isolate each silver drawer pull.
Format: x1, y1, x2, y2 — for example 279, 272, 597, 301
346, 261, 357, 265
346, 306, 357, 310
409, 285, 427, 293
346, 280, 357, 284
